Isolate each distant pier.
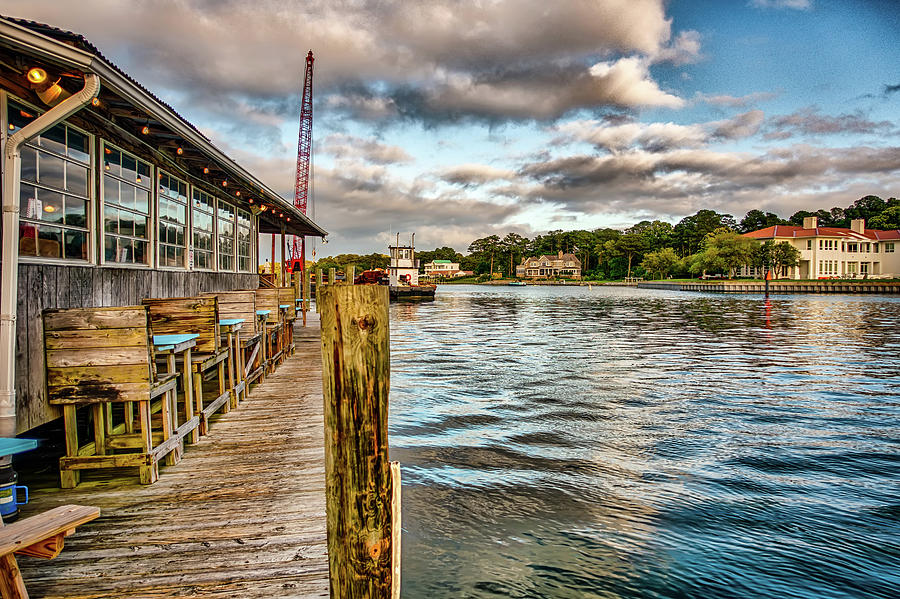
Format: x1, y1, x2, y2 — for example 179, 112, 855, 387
637, 280, 900, 294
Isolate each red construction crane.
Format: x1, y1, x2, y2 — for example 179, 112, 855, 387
287, 50, 314, 274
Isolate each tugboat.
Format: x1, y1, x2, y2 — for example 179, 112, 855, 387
388, 234, 436, 301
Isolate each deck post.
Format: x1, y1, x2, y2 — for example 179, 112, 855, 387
318, 284, 398, 598
346, 265, 356, 285
329, 268, 336, 285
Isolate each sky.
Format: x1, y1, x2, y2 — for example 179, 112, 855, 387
5, 0, 899, 258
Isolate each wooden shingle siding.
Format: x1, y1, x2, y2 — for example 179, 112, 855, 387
15, 263, 257, 433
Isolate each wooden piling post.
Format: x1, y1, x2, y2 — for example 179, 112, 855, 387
329, 267, 336, 285
318, 284, 398, 598
346, 265, 356, 285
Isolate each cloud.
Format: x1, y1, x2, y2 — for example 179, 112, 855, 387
555, 110, 763, 153
440, 164, 516, 186
5, 0, 690, 124
749, 0, 812, 10
765, 107, 895, 139
517, 145, 900, 218
651, 30, 703, 66
883, 83, 900, 96
698, 91, 778, 108
320, 134, 413, 165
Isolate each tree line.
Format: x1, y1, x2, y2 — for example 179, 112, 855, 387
312, 195, 899, 280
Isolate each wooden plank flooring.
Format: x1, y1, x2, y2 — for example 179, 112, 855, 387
16, 314, 328, 598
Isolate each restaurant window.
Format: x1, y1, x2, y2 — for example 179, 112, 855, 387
192, 189, 215, 270
11, 100, 92, 261
101, 143, 151, 265
217, 201, 235, 271
157, 171, 187, 268
236, 208, 252, 272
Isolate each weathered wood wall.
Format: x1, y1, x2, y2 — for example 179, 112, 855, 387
15, 262, 258, 433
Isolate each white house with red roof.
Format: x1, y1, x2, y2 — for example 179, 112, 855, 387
743, 217, 900, 279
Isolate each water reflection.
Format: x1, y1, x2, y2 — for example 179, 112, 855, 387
390, 286, 900, 598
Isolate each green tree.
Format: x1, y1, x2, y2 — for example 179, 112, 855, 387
501, 233, 529, 277
739, 210, 787, 233
691, 228, 758, 278
772, 242, 801, 278
673, 210, 738, 256
628, 220, 674, 252
604, 232, 647, 279
869, 206, 900, 229
468, 235, 502, 275
640, 247, 679, 279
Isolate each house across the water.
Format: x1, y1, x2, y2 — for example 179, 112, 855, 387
423, 259, 461, 278
0, 17, 326, 434
742, 217, 900, 279
516, 251, 582, 279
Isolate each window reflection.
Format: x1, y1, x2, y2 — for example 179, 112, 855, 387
10, 99, 92, 262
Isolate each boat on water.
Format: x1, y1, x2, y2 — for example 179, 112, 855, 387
387, 234, 435, 301
508, 281, 527, 286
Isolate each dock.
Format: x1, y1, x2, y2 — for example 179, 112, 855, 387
15, 317, 329, 598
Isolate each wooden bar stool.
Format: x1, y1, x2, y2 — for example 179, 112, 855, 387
43, 306, 185, 487
142, 297, 231, 436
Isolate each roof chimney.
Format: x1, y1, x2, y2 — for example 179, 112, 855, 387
802, 216, 818, 230
850, 219, 865, 234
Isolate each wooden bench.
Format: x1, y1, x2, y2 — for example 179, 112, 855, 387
0, 504, 99, 598
202, 291, 264, 390
278, 287, 298, 357
142, 297, 232, 437
43, 307, 185, 487
255, 289, 284, 373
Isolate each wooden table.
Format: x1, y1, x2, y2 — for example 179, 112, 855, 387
219, 319, 246, 405
152, 333, 200, 447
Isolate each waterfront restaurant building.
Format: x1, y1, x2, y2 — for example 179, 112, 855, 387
743, 216, 900, 279
0, 18, 326, 434
423, 259, 461, 278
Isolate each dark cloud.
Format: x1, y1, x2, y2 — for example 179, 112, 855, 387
440, 164, 515, 187
5, 0, 691, 124
883, 83, 900, 96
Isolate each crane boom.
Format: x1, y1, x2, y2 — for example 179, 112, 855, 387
293, 50, 314, 215
287, 51, 314, 276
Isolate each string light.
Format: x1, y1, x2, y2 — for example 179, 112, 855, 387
90, 97, 100, 107
176, 147, 183, 155
222, 180, 228, 187
26, 68, 47, 84
141, 125, 150, 135
7, 124, 13, 131
235, 191, 241, 197
203, 167, 209, 174
104, 162, 110, 171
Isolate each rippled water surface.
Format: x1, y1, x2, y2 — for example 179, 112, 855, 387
389, 285, 899, 598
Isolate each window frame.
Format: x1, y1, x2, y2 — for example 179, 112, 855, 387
6, 95, 95, 265
191, 188, 217, 271
99, 141, 154, 268
156, 170, 189, 270
216, 199, 237, 272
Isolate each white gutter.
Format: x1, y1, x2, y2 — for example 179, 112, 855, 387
0, 73, 100, 439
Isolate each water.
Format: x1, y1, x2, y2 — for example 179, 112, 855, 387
389, 285, 900, 598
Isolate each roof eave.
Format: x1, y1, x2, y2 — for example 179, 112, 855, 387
0, 17, 327, 239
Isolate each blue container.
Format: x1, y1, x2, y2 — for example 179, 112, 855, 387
0, 468, 28, 522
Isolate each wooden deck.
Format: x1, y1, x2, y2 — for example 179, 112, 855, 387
15, 315, 328, 598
